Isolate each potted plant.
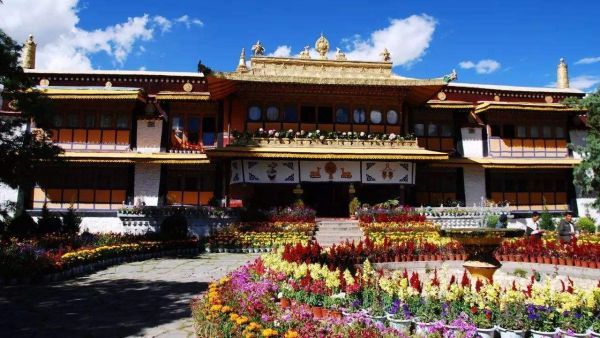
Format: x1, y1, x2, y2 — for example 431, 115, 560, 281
589, 317, 600, 337
386, 299, 413, 333
469, 306, 496, 338
413, 298, 442, 335
557, 311, 593, 338
496, 303, 529, 337
527, 304, 558, 338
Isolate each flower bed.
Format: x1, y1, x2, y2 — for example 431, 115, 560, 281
192, 246, 600, 337
0, 234, 199, 283
207, 222, 316, 252
359, 221, 438, 235
357, 206, 426, 224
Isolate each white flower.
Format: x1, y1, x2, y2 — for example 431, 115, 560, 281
268, 129, 275, 136
316, 129, 321, 134
389, 133, 397, 140
295, 131, 301, 137
342, 132, 347, 136
274, 132, 280, 137
300, 130, 305, 135
360, 132, 365, 137
288, 129, 293, 133
331, 292, 347, 299
259, 128, 264, 133
277, 292, 283, 299
307, 132, 313, 138
319, 135, 325, 141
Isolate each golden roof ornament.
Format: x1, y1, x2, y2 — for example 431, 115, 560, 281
443, 69, 458, 83
251, 40, 265, 56
557, 57, 569, 89
237, 48, 248, 72
315, 33, 330, 59
380, 48, 391, 62
299, 46, 311, 59
22, 34, 37, 69
335, 48, 346, 61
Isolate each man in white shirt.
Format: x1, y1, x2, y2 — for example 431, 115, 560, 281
526, 211, 543, 239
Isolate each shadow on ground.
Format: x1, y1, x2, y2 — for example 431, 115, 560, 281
0, 278, 206, 338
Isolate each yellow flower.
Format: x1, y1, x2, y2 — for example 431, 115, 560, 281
261, 328, 278, 337
210, 304, 222, 312
284, 330, 299, 338
220, 305, 232, 313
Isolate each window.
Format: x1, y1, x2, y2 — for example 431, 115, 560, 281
300, 106, 316, 123
491, 125, 501, 137
530, 126, 539, 138
353, 108, 366, 123
542, 126, 552, 138
85, 114, 95, 128
202, 117, 216, 145
266, 106, 279, 121
66, 113, 78, 128
370, 110, 382, 124
53, 114, 63, 128
188, 117, 200, 144
516, 126, 527, 138
248, 106, 261, 121
555, 126, 565, 138
116, 113, 128, 129
502, 124, 515, 138
386, 110, 398, 125
441, 125, 453, 137
335, 107, 349, 123
172, 116, 183, 130
284, 105, 297, 122
100, 113, 113, 128
427, 124, 438, 136
317, 106, 333, 123
414, 124, 425, 137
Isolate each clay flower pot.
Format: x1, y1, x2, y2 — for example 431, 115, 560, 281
280, 298, 291, 309
311, 306, 323, 319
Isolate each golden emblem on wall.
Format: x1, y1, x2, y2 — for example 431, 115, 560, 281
494, 95, 501, 102
437, 91, 447, 101
315, 33, 330, 59
183, 82, 193, 92
545, 95, 554, 103
39, 78, 49, 86
105, 81, 112, 88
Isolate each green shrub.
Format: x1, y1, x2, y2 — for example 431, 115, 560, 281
539, 207, 555, 231
160, 213, 188, 240
37, 203, 63, 235
6, 212, 38, 239
61, 205, 81, 235
486, 215, 499, 228
577, 216, 597, 233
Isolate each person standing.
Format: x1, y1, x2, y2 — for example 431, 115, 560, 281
557, 211, 577, 242
527, 211, 543, 238
495, 214, 508, 229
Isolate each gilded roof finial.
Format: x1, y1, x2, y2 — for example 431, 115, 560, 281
299, 46, 311, 59
22, 34, 37, 69
443, 69, 458, 83
251, 40, 265, 56
380, 48, 391, 62
315, 33, 329, 59
335, 48, 346, 61
237, 48, 248, 72
557, 57, 569, 89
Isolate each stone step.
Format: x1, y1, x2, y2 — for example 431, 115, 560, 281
315, 231, 363, 236
317, 222, 360, 226
316, 227, 362, 232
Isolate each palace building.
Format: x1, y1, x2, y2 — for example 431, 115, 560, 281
1, 34, 593, 230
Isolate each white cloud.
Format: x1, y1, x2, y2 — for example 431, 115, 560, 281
0, 0, 203, 71
268, 45, 292, 57
575, 57, 600, 65
153, 16, 172, 33
459, 59, 501, 74
569, 75, 600, 91
139, 66, 147, 71
175, 15, 204, 29
343, 15, 437, 65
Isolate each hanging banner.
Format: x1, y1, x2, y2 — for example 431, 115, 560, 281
242, 160, 299, 184
299, 161, 360, 182
361, 161, 415, 184
230, 160, 243, 184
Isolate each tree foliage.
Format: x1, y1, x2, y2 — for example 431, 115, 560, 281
565, 89, 600, 208
0, 29, 62, 206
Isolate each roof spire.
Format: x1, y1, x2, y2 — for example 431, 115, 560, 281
237, 48, 248, 72
22, 34, 36, 69
557, 57, 569, 89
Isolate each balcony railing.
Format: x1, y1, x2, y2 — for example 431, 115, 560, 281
230, 137, 418, 148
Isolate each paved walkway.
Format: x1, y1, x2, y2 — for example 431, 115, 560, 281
0, 253, 257, 338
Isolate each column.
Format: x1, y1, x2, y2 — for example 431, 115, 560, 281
463, 166, 486, 206
134, 163, 162, 206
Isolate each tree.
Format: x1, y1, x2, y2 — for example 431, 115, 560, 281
565, 89, 600, 208
0, 29, 62, 214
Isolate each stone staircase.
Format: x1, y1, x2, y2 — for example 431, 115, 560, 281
314, 219, 364, 247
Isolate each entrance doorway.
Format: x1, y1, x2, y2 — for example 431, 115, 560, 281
303, 183, 350, 217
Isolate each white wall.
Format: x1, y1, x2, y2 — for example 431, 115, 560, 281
134, 163, 161, 206
463, 166, 486, 206
460, 127, 484, 158
136, 118, 163, 153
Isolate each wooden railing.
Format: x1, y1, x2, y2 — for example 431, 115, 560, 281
488, 137, 568, 157
230, 137, 418, 148
417, 137, 454, 152
49, 128, 130, 151
490, 191, 568, 211
166, 191, 215, 206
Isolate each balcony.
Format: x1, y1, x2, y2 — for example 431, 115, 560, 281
488, 137, 568, 158
42, 128, 130, 151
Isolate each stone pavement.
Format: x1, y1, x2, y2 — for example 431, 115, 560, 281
0, 253, 258, 338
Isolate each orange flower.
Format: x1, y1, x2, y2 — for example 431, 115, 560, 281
284, 330, 299, 338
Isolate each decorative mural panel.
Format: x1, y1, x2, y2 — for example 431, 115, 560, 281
299, 161, 360, 182
361, 161, 415, 184
242, 160, 299, 184
230, 160, 243, 184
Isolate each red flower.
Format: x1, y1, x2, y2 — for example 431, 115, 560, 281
470, 306, 478, 314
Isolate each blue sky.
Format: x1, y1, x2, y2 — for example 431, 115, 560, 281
1, 0, 599, 91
